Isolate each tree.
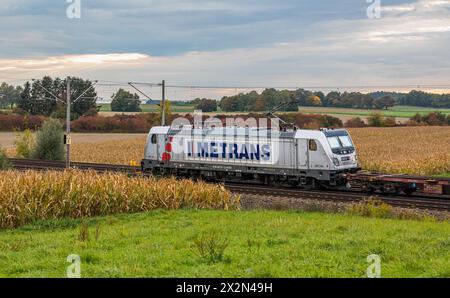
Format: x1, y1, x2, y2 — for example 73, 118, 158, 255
30, 119, 65, 161
219, 95, 240, 112
17, 76, 98, 118
194, 98, 218, 112
17, 82, 32, 113
307, 95, 322, 106
69, 77, 98, 118
0, 82, 23, 109
325, 91, 341, 107
374, 95, 395, 110
111, 89, 141, 112
156, 100, 172, 125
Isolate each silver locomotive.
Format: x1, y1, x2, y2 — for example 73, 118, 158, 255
141, 125, 359, 189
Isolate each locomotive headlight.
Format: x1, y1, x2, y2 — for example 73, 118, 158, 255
333, 158, 340, 166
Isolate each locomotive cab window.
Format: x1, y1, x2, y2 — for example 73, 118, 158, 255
327, 136, 353, 149
151, 134, 157, 144
309, 140, 318, 151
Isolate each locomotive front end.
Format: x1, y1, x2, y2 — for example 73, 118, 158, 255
322, 129, 359, 173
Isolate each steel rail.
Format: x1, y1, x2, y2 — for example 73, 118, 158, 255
224, 183, 450, 212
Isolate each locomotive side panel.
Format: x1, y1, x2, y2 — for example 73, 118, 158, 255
169, 132, 297, 170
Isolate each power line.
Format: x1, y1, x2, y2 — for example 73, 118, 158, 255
3, 76, 450, 92
153, 83, 450, 90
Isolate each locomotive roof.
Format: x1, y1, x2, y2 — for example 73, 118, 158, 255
150, 126, 350, 139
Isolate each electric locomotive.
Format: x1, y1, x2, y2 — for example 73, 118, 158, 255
141, 125, 359, 189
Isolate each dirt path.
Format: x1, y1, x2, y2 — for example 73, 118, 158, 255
0, 132, 148, 148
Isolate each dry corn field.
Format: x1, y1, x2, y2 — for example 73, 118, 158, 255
0, 170, 240, 229
71, 137, 147, 165
348, 127, 450, 175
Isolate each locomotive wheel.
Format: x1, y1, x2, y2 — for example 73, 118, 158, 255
403, 188, 414, 196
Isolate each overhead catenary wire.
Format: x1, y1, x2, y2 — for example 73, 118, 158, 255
2, 76, 450, 93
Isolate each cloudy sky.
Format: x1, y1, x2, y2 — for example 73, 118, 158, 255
0, 0, 449, 100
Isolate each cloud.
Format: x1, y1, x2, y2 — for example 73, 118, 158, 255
0, 53, 149, 71
0, 0, 449, 98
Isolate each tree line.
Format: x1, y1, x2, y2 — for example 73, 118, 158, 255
2, 79, 450, 117
191, 90, 450, 112
218, 88, 400, 112
372, 90, 450, 108
6, 76, 99, 119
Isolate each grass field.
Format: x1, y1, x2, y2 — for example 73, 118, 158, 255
300, 106, 450, 118
98, 104, 450, 119
0, 210, 448, 277
99, 103, 195, 114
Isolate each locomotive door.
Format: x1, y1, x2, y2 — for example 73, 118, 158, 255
307, 139, 328, 170
147, 134, 158, 160
156, 134, 166, 161
296, 139, 308, 169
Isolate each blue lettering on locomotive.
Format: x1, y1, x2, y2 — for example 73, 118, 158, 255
198, 142, 209, 158
261, 144, 271, 161
249, 143, 260, 160
210, 142, 219, 158
186, 141, 271, 161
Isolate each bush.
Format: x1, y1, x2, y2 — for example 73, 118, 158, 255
345, 117, 366, 127
422, 112, 447, 126
0, 114, 44, 131
71, 114, 152, 133
347, 198, 393, 218
30, 119, 65, 161
367, 113, 385, 127
192, 232, 229, 263
14, 129, 35, 158
408, 112, 448, 126
279, 113, 343, 129
384, 117, 397, 127
0, 148, 11, 170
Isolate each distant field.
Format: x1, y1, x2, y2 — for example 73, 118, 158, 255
99, 103, 195, 115
348, 127, 450, 175
299, 105, 450, 119
99, 104, 450, 116
0, 210, 448, 277
98, 104, 450, 123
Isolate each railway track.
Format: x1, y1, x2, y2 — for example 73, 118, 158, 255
9, 158, 139, 173
7, 158, 450, 212
224, 183, 450, 212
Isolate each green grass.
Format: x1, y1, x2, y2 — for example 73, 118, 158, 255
98, 104, 450, 117
99, 103, 195, 114
0, 210, 448, 278
299, 105, 450, 118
